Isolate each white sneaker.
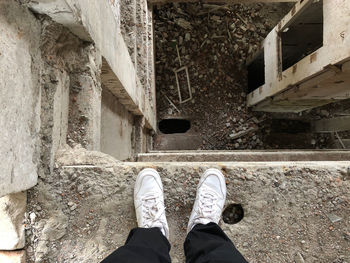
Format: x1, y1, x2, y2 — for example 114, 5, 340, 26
187, 168, 227, 233
134, 168, 169, 238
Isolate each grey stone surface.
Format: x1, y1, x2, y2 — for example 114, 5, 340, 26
68, 46, 102, 151
0, 0, 41, 197
26, 149, 350, 262
100, 88, 135, 160
294, 252, 305, 263
0, 250, 26, 263
0, 192, 26, 250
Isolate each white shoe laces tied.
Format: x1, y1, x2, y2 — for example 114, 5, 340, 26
194, 188, 221, 223
141, 192, 165, 229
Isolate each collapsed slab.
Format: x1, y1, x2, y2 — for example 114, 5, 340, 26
26, 148, 350, 262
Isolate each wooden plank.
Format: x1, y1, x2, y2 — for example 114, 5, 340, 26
312, 116, 350, 133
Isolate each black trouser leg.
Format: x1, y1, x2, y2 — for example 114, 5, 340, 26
101, 227, 171, 263
184, 223, 249, 263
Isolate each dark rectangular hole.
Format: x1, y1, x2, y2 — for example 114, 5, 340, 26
281, 0, 323, 71
159, 119, 191, 134
270, 119, 311, 134
247, 49, 265, 93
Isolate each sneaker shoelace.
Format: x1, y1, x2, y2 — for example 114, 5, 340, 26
193, 188, 221, 224
193, 189, 221, 223
141, 192, 165, 230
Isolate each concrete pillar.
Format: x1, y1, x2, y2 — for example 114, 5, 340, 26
69, 74, 102, 151
68, 46, 102, 151
133, 116, 146, 155
0, 192, 26, 250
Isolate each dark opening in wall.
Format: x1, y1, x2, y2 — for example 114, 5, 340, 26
247, 50, 265, 93
222, 204, 244, 224
281, 0, 323, 71
270, 119, 311, 134
159, 119, 191, 134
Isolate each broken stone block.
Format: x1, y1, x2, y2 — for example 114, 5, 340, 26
0, 0, 40, 197
0, 250, 26, 263
0, 192, 26, 250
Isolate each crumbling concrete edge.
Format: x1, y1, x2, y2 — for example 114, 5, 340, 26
148, 0, 297, 4
27, 0, 157, 131
121, 161, 350, 169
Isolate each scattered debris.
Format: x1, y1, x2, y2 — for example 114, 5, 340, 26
162, 91, 181, 113
229, 127, 258, 140
335, 132, 346, 149
154, 3, 350, 150
175, 66, 192, 104
155, 3, 295, 150
175, 18, 192, 30
327, 213, 342, 224
294, 252, 305, 263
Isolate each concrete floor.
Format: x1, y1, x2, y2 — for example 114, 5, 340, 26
26, 147, 350, 262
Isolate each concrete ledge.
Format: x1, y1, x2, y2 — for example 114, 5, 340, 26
137, 150, 350, 162
311, 116, 350, 133
149, 0, 297, 4
27, 152, 350, 262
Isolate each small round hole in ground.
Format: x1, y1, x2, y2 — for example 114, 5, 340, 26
158, 119, 191, 134
222, 204, 244, 224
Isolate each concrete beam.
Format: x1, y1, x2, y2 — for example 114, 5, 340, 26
137, 150, 350, 162
149, 0, 297, 4
27, 0, 157, 130
311, 116, 350, 133
26, 0, 91, 41
247, 0, 350, 112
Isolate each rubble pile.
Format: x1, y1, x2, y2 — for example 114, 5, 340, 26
154, 3, 293, 150
153, 3, 350, 150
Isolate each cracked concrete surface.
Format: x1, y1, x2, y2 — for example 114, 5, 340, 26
26, 146, 350, 262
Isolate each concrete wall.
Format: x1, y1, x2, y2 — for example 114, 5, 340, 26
42, 69, 70, 173
101, 88, 135, 160
36, 17, 105, 177
0, 0, 41, 197
27, 0, 157, 131
0, 0, 153, 196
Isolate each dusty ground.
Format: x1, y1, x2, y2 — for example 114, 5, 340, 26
26, 146, 350, 262
153, 3, 350, 150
